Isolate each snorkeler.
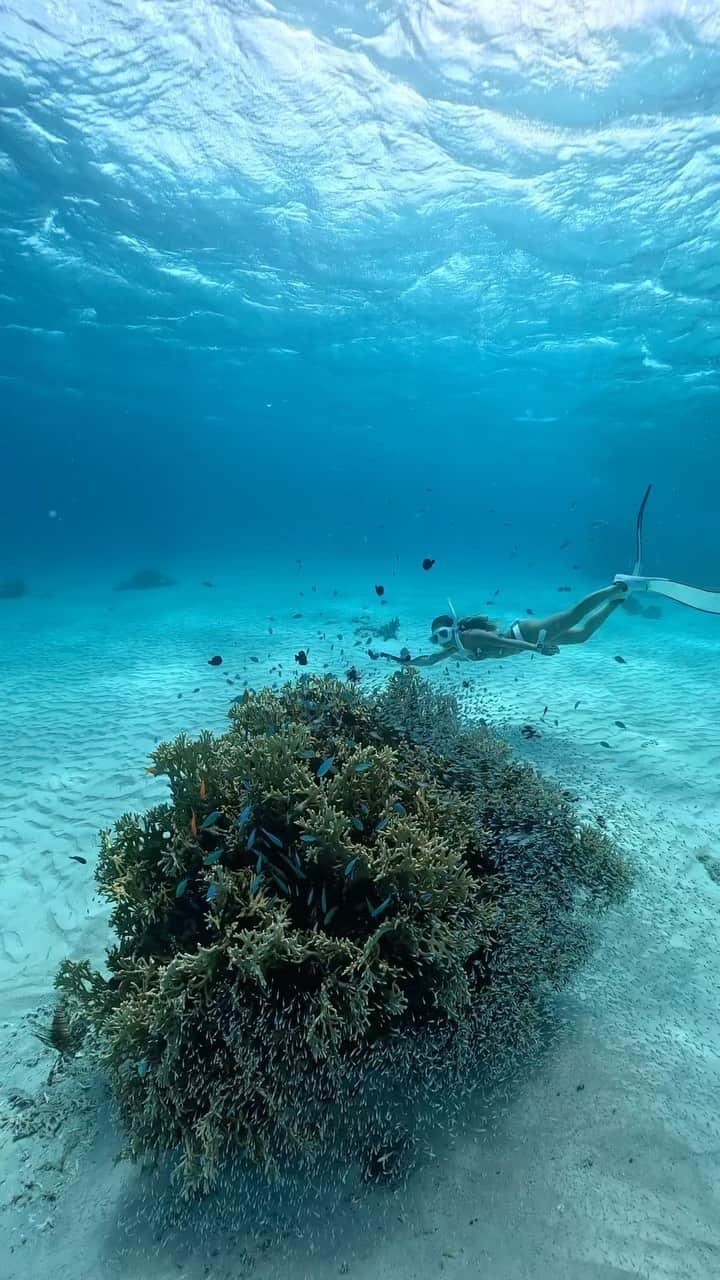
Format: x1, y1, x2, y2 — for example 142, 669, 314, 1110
369, 582, 628, 668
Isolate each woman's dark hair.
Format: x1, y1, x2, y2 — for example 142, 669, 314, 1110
430, 613, 500, 636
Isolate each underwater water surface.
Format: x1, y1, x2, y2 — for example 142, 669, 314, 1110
1, 3, 720, 1280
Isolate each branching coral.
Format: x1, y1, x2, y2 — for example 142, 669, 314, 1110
56, 671, 633, 1195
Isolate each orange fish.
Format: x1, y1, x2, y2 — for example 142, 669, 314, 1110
190, 810, 197, 838
199, 779, 207, 801
145, 766, 157, 776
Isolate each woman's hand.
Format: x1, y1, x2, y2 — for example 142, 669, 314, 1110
538, 640, 560, 656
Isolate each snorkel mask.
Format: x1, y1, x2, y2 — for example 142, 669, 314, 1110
430, 599, 458, 647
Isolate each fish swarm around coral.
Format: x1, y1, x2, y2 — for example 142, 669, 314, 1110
57, 672, 633, 1196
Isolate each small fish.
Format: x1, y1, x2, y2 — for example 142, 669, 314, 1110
375, 816, 390, 833
300, 833, 317, 844
250, 873, 262, 895
557, 586, 572, 592
250, 656, 259, 664
200, 810, 223, 830
145, 765, 157, 776
614, 720, 627, 729
559, 540, 571, 550
422, 558, 435, 571
137, 1059, 149, 1078
203, 848, 224, 865
295, 649, 309, 666
323, 906, 339, 926
237, 803, 252, 826
574, 700, 581, 710
207, 883, 219, 902
346, 666, 360, 683
374, 584, 385, 597
321, 885, 327, 915
351, 816, 364, 832
525, 608, 534, 615
176, 878, 189, 897
202, 580, 214, 588
208, 655, 223, 666
393, 801, 407, 817
199, 779, 207, 801
293, 612, 303, 619
614, 655, 627, 664
542, 705, 548, 718
355, 760, 373, 773
261, 828, 283, 848
599, 741, 611, 749
368, 894, 392, 919
190, 811, 198, 838
69, 855, 88, 865
344, 857, 359, 878
316, 756, 335, 778
247, 827, 257, 850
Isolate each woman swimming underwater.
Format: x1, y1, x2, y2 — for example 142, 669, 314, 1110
370, 487, 720, 669
369, 582, 628, 668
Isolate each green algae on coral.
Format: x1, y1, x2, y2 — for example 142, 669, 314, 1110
56, 671, 633, 1196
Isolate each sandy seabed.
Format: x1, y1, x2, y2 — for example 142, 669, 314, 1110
1, 564, 718, 1280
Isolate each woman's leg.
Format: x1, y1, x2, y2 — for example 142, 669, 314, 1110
527, 583, 626, 642
557, 599, 623, 646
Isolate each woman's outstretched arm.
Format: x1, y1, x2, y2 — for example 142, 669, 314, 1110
368, 648, 449, 668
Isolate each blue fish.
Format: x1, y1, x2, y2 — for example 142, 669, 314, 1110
262, 828, 283, 848
236, 803, 253, 827
175, 878, 189, 898
344, 857, 359, 878
375, 816, 390, 833
250, 873, 263, 895
247, 827, 257, 851
200, 810, 223, 830
393, 802, 407, 817
137, 1058, 149, 1078
300, 833, 317, 844
207, 883, 219, 902
203, 848, 224, 865
323, 906, 339, 926
321, 885, 327, 915
316, 756, 335, 779
351, 817, 364, 832
355, 761, 373, 773
368, 894, 392, 919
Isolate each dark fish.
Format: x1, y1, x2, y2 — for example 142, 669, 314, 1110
422, 558, 435, 571
202, 580, 214, 588
614, 655, 627, 664
355, 761, 373, 773
69, 855, 87, 865
175, 878, 189, 897
615, 720, 627, 729
542, 705, 548, 718
295, 649, 309, 666
346, 666, 360, 683
208, 655, 223, 666
316, 756, 335, 778
559, 541, 571, 550
293, 612, 303, 618
600, 740, 611, 748
526, 608, 534, 615
557, 586, 572, 592
374, 584, 385, 596
574, 700, 581, 710
520, 724, 540, 739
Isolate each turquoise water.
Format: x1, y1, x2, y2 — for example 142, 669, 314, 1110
2, 5, 720, 1279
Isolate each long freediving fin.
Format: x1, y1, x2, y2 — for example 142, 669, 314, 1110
633, 483, 653, 575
